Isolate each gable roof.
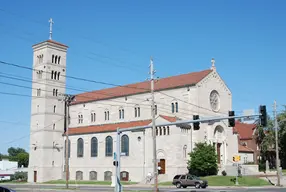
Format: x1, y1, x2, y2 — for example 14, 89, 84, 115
67, 115, 178, 135
238, 144, 254, 153
235, 121, 257, 140
72, 69, 212, 105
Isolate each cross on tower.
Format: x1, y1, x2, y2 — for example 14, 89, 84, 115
49, 18, 54, 40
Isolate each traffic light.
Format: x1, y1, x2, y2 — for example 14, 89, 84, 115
259, 105, 267, 127
193, 115, 200, 130
228, 111, 235, 127
113, 161, 118, 167
233, 156, 236, 162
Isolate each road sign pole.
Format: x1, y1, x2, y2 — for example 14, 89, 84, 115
235, 162, 239, 185
116, 128, 122, 192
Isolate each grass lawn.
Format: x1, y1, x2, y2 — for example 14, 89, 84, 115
159, 176, 270, 186
43, 180, 137, 185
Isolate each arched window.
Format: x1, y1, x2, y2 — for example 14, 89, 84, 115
54, 71, 57, 80
104, 171, 112, 181
105, 136, 113, 156
64, 139, 71, 158
121, 135, 129, 156
78, 114, 83, 124
163, 127, 166, 135
55, 55, 58, 64
120, 171, 129, 181
76, 171, 83, 180
52, 55, 54, 63
91, 137, 98, 157
51, 70, 54, 79
57, 72, 60, 80
58, 56, 61, 64
171, 103, 175, 113
89, 171, 97, 180
77, 138, 84, 157
175, 102, 178, 112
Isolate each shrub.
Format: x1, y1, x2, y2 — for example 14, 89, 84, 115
222, 170, 227, 176
14, 171, 28, 182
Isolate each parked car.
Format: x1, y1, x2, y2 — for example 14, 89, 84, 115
0, 186, 16, 192
172, 174, 208, 189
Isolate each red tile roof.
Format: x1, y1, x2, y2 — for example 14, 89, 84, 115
238, 144, 254, 153
68, 115, 177, 135
33, 39, 69, 48
235, 121, 257, 140
160, 115, 179, 122
72, 69, 212, 105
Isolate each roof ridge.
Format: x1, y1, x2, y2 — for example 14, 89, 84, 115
73, 69, 213, 104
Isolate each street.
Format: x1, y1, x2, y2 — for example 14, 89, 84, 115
2, 184, 286, 192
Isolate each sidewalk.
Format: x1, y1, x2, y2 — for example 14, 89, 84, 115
2, 182, 283, 189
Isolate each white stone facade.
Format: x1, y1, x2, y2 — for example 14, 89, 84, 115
28, 39, 239, 183
28, 40, 68, 183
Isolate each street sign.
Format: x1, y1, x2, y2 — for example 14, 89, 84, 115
232, 155, 241, 162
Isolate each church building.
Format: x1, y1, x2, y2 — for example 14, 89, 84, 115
27, 37, 239, 183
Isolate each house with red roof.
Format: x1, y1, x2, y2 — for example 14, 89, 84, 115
28, 39, 239, 183
234, 121, 259, 164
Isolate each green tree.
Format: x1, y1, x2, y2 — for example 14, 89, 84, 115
8, 147, 26, 157
5, 147, 29, 167
17, 152, 29, 167
0, 153, 9, 160
187, 142, 218, 176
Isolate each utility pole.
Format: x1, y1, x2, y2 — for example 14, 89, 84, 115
64, 94, 75, 189
273, 100, 280, 186
150, 57, 158, 192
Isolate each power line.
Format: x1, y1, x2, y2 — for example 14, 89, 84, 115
0, 60, 229, 115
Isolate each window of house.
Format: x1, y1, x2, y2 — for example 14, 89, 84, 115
91, 137, 98, 157
53, 89, 58, 96
105, 110, 109, 121
155, 104, 157, 115
91, 112, 96, 122
135, 106, 140, 117
78, 114, 83, 124
119, 108, 124, 119
105, 136, 113, 156
77, 138, 84, 157
121, 135, 129, 156
37, 88, 41, 96
171, 102, 178, 113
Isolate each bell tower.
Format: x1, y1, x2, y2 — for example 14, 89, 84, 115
28, 18, 69, 183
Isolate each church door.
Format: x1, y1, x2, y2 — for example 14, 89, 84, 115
33, 171, 37, 182
217, 143, 221, 164
158, 159, 166, 174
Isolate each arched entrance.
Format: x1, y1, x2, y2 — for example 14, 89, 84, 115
213, 126, 225, 164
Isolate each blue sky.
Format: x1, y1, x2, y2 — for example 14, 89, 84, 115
0, 0, 285, 154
